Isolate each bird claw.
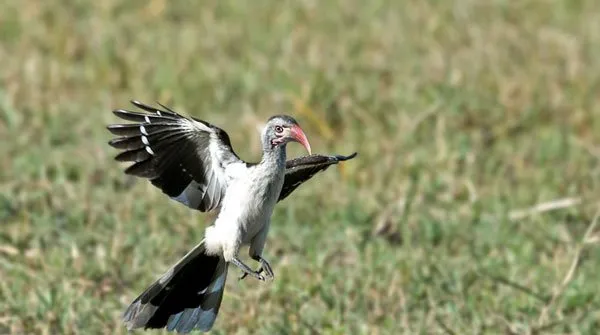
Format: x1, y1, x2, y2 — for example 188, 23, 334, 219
238, 257, 274, 281
238, 268, 264, 281
231, 257, 265, 281
259, 258, 274, 279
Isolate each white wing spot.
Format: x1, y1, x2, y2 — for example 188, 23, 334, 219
145, 146, 155, 155
140, 125, 148, 136
141, 135, 149, 145
156, 111, 162, 116
144, 115, 151, 123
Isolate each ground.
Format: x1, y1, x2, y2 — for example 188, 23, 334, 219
1, 0, 600, 334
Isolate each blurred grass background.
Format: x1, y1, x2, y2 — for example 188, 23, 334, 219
1, 0, 600, 334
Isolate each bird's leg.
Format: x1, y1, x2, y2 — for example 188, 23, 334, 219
231, 257, 265, 281
239, 255, 274, 281
241, 223, 274, 281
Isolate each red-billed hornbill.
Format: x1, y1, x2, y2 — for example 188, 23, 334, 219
107, 101, 356, 333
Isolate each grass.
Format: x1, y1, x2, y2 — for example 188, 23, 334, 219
1, 0, 600, 334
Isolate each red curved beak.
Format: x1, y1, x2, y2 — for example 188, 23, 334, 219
290, 125, 312, 155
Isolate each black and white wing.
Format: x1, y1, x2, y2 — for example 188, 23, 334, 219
278, 152, 357, 202
107, 100, 245, 212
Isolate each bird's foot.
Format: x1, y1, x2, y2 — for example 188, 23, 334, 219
238, 267, 263, 281
257, 256, 274, 279
238, 256, 274, 281
231, 257, 265, 281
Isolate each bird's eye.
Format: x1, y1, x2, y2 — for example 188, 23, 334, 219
275, 126, 284, 133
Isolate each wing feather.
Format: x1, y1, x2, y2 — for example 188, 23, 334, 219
278, 152, 357, 202
107, 101, 246, 212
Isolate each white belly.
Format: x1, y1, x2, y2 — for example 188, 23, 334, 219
203, 165, 284, 259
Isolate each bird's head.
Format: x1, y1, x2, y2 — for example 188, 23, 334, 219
263, 115, 311, 155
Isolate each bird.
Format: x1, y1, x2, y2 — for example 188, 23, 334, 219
106, 100, 357, 333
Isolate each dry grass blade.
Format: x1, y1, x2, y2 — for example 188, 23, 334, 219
508, 198, 582, 221
536, 209, 600, 326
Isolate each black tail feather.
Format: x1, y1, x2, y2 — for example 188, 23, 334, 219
123, 241, 228, 333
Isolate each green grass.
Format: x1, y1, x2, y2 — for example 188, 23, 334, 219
2, 0, 600, 334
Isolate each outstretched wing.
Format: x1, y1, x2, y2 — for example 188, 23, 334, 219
278, 152, 357, 202
107, 100, 246, 212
